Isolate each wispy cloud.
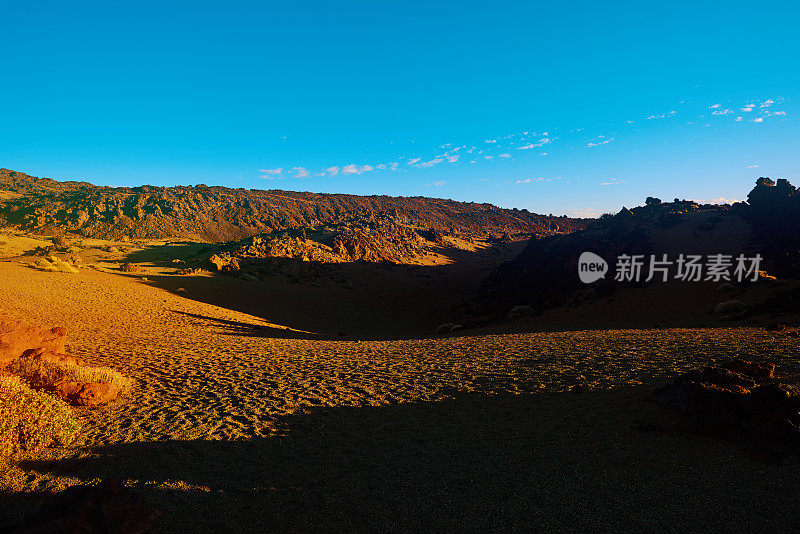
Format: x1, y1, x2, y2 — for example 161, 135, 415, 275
587, 137, 614, 148
259, 168, 282, 179
256, 96, 787, 183
341, 164, 374, 175
430, 180, 446, 186
517, 137, 551, 150
600, 178, 626, 186
291, 167, 310, 178
516, 177, 557, 184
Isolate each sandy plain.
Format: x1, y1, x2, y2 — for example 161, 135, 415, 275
1, 237, 800, 532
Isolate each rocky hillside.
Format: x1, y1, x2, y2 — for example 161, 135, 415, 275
0, 168, 587, 242
202, 219, 435, 280
467, 185, 787, 322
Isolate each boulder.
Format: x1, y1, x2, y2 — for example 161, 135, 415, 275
50, 380, 119, 407
22, 347, 82, 367
0, 316, 67, 368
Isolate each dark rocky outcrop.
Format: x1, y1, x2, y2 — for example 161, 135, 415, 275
653, 359, 800, 463
739, 176, 800, 277
471, 223, 652, 319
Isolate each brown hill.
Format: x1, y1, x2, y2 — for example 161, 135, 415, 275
0, 168, 587, 242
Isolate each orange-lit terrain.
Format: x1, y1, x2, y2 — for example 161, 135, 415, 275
2, 172, 800, 532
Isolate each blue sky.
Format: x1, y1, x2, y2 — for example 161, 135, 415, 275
1, 1, 798, 217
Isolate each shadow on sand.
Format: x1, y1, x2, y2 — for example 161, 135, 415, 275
5, 389, 800, 532
169, 310, 324, 340
121, 241, 523, 341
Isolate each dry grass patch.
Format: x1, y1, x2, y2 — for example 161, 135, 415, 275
0, 375, 79, 459
8, 357, 134, 393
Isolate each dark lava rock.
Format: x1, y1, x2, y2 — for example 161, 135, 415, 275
653, 359, 800, 462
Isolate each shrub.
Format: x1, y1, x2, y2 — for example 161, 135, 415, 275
51, 235, 69, 249
35, 256, 79, 274
120, 262, 143, 273
8, 357, 134, 393
0, 375, 79, 459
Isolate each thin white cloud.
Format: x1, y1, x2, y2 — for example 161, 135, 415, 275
695, 197, 740, 205
259, 168, 282, 179
499, 153, 511, 158
418, 158, 444, 168
516, 177, 553, 184
587, 137, 615, 148
291, 167, 310, 178
753, 117, 764, 123
484, 139, 497, 144
342, 164, 360, 174
747, 164, 759, 168
430, 180, 446, 186
407, 157, 421, 165
325, 166, 339, 175
517, 138, 551, 150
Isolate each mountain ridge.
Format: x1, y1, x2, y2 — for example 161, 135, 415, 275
0, 168, 587, 242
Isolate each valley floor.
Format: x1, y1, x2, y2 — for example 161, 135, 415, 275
2, 261, 800, 532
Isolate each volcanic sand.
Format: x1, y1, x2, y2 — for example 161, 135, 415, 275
2, 260, 800, 532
